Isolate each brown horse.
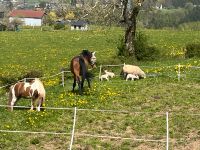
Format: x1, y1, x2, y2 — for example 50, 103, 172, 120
70, 50, 96, 95
8, 78, 45, 111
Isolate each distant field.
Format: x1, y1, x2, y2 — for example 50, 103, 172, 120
144, 29, 200, 58
0, 28, 200, 149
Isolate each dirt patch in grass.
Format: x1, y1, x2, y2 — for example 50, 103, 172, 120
174, 139, 200, 150
28, 136, 68, 150
29, 141, 61, 150
174, 131, 200, 150
136, 143, 165, 150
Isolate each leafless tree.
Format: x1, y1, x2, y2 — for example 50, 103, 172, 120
121, 0, 144, 57
82, 1, 121, 26
58, 0, 146, 58
83, 0, 146, 58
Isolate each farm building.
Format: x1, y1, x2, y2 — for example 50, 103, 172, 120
9, 9, 45, 26
71, 20, 88, 31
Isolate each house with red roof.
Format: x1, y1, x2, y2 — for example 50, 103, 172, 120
9, 10, 45, 26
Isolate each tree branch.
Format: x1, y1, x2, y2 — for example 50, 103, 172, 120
122, 0, 128, 22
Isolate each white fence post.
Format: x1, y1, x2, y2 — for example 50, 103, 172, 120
178, 64, 181, 81
166, 112, 169, 150
62, 71, 65, 87
99, 65, 102, 79
69, 107, 77, 150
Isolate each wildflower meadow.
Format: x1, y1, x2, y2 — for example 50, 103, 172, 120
0, 28, 200, 149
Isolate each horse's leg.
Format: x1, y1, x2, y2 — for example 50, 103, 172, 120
8, 86, 17, 111
38, 96, 45, 111
9, 97, 17, 111
77, 77, 82, 95
81, 77, 85, 89
86, 77, 91, 88
30, 99, 34, 111
72, 78, 76, 92
36, 98, 41, 111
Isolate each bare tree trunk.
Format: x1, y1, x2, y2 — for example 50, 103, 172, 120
122, 0, 142, 58
124, 15, 136, 56
125, 8, 139, 57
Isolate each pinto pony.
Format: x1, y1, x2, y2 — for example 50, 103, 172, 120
8, 78, 45, 111
70, 50, 96, 95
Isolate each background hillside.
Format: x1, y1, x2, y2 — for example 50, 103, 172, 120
15, 0, 200, 29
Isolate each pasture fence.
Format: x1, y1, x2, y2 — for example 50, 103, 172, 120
0, 104, 169, 150
0, 63, 200, 89
1, 105, 200, 149
97, 64, 198, 81
0, 63, 200, 149
69, 107, 77, 150
178, 64, 181, 81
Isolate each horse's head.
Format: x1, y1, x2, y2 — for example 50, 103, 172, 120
81, 50, 96, 68
90, 51, 96, 67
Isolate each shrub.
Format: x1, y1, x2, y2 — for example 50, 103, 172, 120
30, 138, 40, 145
0, 70, 43, 90
54, 23, 65, 30
117, 37, 129, 56
117, 32, 159, 61
185, 43, 200, 58
0, 23, 6, 31
64, 25, 70, 30
0, 76, 18, 91
22, 26, 41, 29
41, 26, 53, 31
22, 70, 43, 79
6, 18, 24, 31
134, 31, 160, 61
178, 22, 200, 31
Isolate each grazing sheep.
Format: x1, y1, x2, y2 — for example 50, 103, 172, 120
104, 70, 115, 78
122, 64, 146, 79
99, 74, 109, 81
126, 74, 139, 81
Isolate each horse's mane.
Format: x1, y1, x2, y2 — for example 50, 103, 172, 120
81, 49, 91, 57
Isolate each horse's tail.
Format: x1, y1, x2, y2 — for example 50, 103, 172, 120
79, 57, 87, 78
39, 86, 45, 108
37, 92, 45, 111
41, 96, 45, 107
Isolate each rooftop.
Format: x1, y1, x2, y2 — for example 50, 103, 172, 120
71, 20, 87, 26
9, 9, 45, 18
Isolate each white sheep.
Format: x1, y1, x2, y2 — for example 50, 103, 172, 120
99, 74, 109, 81
122, 64, 146, 79
126, 74, 139, 81
104, 70, 115, 78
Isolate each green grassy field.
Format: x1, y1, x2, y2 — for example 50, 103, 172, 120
0, 28, 200, 149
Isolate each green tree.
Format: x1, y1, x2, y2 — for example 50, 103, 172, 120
185, 6, 200, 22
39, 1, 47, 9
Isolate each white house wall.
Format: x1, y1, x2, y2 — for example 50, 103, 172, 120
9, 17, 42, 26
71, 25, 88, 31
23, 18, 42, 26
